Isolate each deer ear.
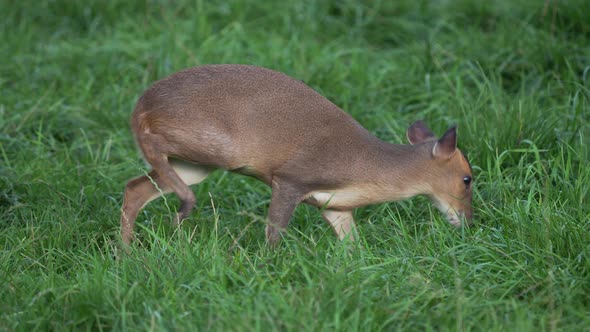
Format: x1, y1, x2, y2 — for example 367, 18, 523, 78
432, 126, 457, 159
407, 120, 436, 145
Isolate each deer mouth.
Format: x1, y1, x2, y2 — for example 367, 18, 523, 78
447, 210, 473, 227
447, 213, 462, 227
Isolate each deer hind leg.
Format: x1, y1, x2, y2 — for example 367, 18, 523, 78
138, 133, 210, 223
121, 170, 169, 245
120, 162, 211, 244
168, 158, 212, 223
120, 136, 211, 244
321, 209, 357, 241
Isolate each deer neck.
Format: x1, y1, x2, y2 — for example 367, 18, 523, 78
308, 140, 434, 209
357, 139, 434, 201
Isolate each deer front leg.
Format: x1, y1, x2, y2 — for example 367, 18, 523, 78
321, 209, 357, 241
265, 179, 304, 245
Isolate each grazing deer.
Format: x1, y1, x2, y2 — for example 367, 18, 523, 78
120, 64, 473, 245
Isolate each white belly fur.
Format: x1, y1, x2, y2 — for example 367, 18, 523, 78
307, 184, 419, 209
170, 158, 211, 185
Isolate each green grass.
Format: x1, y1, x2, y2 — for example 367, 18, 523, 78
1, 0, 589, 330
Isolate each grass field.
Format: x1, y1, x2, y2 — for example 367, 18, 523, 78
1, 0, 589, 330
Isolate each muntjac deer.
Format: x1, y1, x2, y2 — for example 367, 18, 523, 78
120, 64, 473, 245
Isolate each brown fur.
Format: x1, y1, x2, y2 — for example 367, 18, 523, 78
120, 65, 473, 245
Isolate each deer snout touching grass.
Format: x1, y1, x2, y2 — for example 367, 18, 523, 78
405, 120, 473, 228
120, 64, 473, 246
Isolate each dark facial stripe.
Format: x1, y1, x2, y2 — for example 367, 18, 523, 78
460, 151, 472, 172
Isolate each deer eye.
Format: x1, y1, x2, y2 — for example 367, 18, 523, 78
463, 176, 472, 186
